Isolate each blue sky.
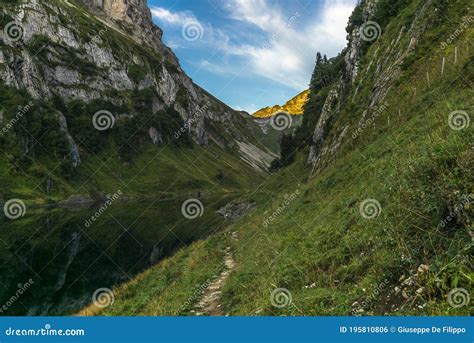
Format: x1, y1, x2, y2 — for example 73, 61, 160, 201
148, 0, 357, 113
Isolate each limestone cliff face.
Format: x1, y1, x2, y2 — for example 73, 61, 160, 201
306, 0, 435, 171
79, 0, 179, 65
0, 0, 274, 172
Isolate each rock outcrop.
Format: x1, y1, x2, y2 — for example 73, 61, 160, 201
306, 0, 432, 172
0, 0, 273, 172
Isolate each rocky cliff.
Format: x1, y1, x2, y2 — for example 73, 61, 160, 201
0, 0, 274, 173
305, 0, 440, 173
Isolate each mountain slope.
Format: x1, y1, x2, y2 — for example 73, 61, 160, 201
81, 0, 473, 316
253, 90, 309, 118
0, 0, 274, 204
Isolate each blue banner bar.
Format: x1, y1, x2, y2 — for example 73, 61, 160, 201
0, 317, 472, 342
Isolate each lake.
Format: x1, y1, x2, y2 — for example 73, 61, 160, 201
0, 195, 236, 315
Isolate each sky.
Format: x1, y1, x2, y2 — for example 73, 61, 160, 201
148, 0, 357, 113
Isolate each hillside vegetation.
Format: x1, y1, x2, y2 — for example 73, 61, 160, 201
0, 0, 268, 205
80, 0, 473, 316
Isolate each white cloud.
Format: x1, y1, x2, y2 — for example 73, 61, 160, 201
151, 6, 230, 51
218, 0, 357, 90
151, 1, 356, 91
150, 7, 195, 26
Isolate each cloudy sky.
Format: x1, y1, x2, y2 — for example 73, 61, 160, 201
148, 0, 357, 113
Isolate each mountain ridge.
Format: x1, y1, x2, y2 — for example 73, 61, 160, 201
77, 0, 473, 317
253, 90, 309, 118
0, 0, 275, 181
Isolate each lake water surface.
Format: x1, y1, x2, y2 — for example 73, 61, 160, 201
0, 195, 234, 315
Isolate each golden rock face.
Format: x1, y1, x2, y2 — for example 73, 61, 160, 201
253, 90, 309, 118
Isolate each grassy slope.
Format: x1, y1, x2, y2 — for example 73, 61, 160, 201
0, 142, 264, 203
81, 0, 473, 316
0, 0, 266, 204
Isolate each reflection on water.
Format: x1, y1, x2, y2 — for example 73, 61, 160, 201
0, 195, 234, 315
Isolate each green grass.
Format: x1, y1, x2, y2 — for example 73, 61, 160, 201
80, 0, 473, 316
82, 234, 228, 316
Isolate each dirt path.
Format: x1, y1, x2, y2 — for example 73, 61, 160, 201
192, 232, 238, 316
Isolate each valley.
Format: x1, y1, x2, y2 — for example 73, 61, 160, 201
0, 0, 472, 317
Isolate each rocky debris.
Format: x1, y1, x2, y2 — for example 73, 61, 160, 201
307, 87, 340, 169
236, 141, 277, 174
148, 127, 163, 145
57, 112, 81, 167
192, 232, 239, 316
387, 263, 431, 311
217, 199, 256, 222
